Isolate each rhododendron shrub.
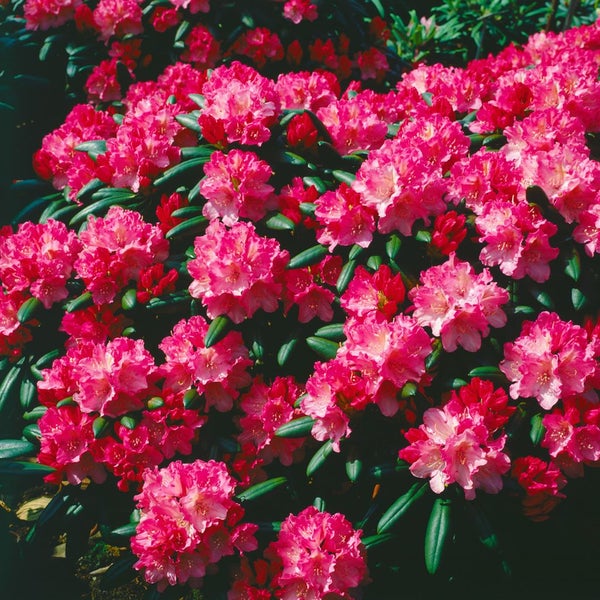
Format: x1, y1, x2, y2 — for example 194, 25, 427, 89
3, 6, 600, 599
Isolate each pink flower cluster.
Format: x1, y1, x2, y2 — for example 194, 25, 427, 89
267, 506, 368, 599
399, 379, 514, 499
410, 254, 509, 352
131, 459, 257, 591
188, 220, 289, 323
302, 313, 431, 450
500, 311, 596, 410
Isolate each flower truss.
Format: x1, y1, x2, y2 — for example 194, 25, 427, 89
2, 1, 600, 597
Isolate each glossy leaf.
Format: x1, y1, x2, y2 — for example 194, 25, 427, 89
153, 156, 207, 186
306, 439, 334, 477
204, 315, 232, 348
313, 323, 345, 341
336, 259, 357, 294
17, 296, 42, 323
530, 413, 545, 445
377, 481, 429, 533
237, 477, 288, 502
275, 415, 314, 438
424, 497, 452, 575
306, 336, 339, 360
0, 439, 36, 459
165, 215, 207, 240
265, 213, 295, 231
287, 244, 328, 270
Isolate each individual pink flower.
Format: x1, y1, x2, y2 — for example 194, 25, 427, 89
229, 27, 284, 68
315, 183, 377, 251
399, 379, 513, 499
24, 0, 81, 30
168, 0, 209, 13
136, 263, 178, 304
409, 254, 509, 352
340, 264, 405, 322
181, 24, 221, 68
85, 58, 125, 103
200, 62, 280, 146
75, 206, 169, 305
37, 404, 106, 485
431, 210, 467, 256
238, 376, 306, 466
275, 70, 340, 112
282, 255, 341, 324
500, 311, 596, 410
158, 315, 252, 412
199, 150, 275, 225
93, 0, 143, 43
282, 0, 318, 24
356, 47, 389, 81
267, 506, 368, 599
476, 200, 558, 282
131, 459, 257, 591
60, 304, 130, 346
150, 6, 180, 32
188, 220, 288, 323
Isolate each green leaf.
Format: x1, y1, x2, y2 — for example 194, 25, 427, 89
280, 151, 307, 166
65, 291, 94, 313
530, 286, 555, 309
287, 244, 328, 270
377, 481, 429, 533
303, 176, 328, 194
165, 215, 207, 240
366, 255, 382, 271
306, 440, 335, 477
313, 323, 345, 342
345, 453, 362, 482
93, 416, 112, 439
69, 194, 136, 227
236, 477, 288, 502
564, 248, 581, 282
145, 290, 191, 311
0, 461, 55, 476
99, 553, 137, 590
275, 415, 314, 438
153, 156, 207, 187
146, 397, 164, 410
415, 229, 432, 243
17, 297, 42, 323
180, 145, 215, 160
204, 315, 232, 348
175, 112, 201, 132
362, 532, 396, 549
465, 501, 500, 552
385, 234, 402, 260
424, 497, 452, 575
183, 389, 200, 409
109, 523, 137, 538
75, 140, 107, 158
277, 332, 300, 367
467, 366, 505, 381
120, 288, 137, 311
0, 439, 36, 459
23, 406, 47, 422
0, 361, 24, 417
368, 461, 409, 480
120, 416, 137, 430
170, 205, 203, 219
571, 288, 587, 311
336, 259, 357, 294
306, 336, 339, 360
22, 424, 41, 444
76, 178, 106, 202
19, 376, 37, 411
530, 413, 545, 445
265, 213, 295, 231
332, 170, 356, 185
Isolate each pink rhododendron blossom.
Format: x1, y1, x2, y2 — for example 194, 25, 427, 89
38, 404, 106, 485
476, 200, 558, 282
410, 254, 509, 352
131, 459, 257, 591
282, 0, 318, 24
85, 58, 126, 103
431, 210, 467, 256
200, 62, 280, 146
199, 150, 275, 225
302, 314, 431, 450
542, 396, 600, 477
168, 0, 209, 13
150, 6, 180, 32
159, 315, 252, 412
60, 305, 130, 346
399, 379, 513, 499
238, 376, 306, 466
267, 506, 368, 599
75, 207, 169, 304
340, 264, 405, 322
93, 0, 143, 42
0, 219, 81, 308
315, 183, 377, 251
229, 27, 284, 68
500, 311, 595, 410
188, 220, 288, 323
24, 0, 81, 30
276, 70, 340, 112
356, 47, 389, 81
181, 24, 221, 68
282, 255, 341, 323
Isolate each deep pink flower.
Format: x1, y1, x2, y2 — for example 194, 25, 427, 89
85, 58, 126, 102
168, 0, 209, 13
132, 459, 257, 591
199, 150, 275, 225
24, 0, 81, 30
282, 0, 318, 24
410, 254, 509, 352
181, 24, 221, 68
268, 506, 368, 599
188, 220, 288, 323
500, 311, 595, 410
93, 0, 143, 42
229, 27, 284, 68
276, 70, 340, 112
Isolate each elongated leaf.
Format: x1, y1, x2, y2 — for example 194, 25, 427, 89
19, 376, 37, 410
120, 288, 137, 311
313, 323, 345, 341
0, 361, 24, 416
377, 481, 428, 533
336, 259, 357, 293
237, 477, 288, 502
287, 244, 328, 270
0, 461, 55, 476
265, 213, 295, 231
332, 170, 356, 185
22, 424, 41, 444
175, 113, 201, 132
93, 416, 112, 439
99, 554, 138, 590
170, 205, 203, 219
75, 140, 107, 157
280, 151, 307, 166
69, 194, 136, 226
424, 497, 452, 575
180, 145, 214, 160
530, 413, 545, 445
23, 406, 47, 422
153, 157, 207, 187
165, 215, 207, 240
76, 178, 105, 201
385, 234, 402, 260
306, 439, 334, 477
277, 332, 300, 367
368, 461, 409, 480
564, 248, 581, 282
109, 523, 137, 538
65, 291, 94, 313
302, 176, 328, 194
306, 336, 339, 360
275, 415, 314, 438
362, 532, 395, 549
345, 454, 363, 482
467, 366, 505, 380
204, 315, 232, 348
17, 297, 42, 323
0, 439, 36, 459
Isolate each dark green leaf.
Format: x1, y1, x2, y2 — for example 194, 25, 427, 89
313, 323, 345, 341
93, 416, 112, 439
306, 440, 335, 477
377, 481, 429, 533
362, 532, 396, 549
19, 376, 37, 411
275, 415, 314, 438
332, 170, 356, 185
287, 244, 328, 270
0, 461, 55, 476
165, 215, 207, 240
530, 413, 545, 445
564, 248, 581, 282
336, 259, 357, 294
0, 439, 36, 459
265, 213, 295, 231
571, 288, 586, 311
306, 336, 339, 360
17, 297, 42, 323
65, 291, 94, 313
153, 157, 207, 187
175, 113, 201, 132
424, 497, 452, 575
277, 332, 300, 367
237, 477, 288, 502
204, 315, 232, 348
99, 553, 137, 590
22, 424, 41, 444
